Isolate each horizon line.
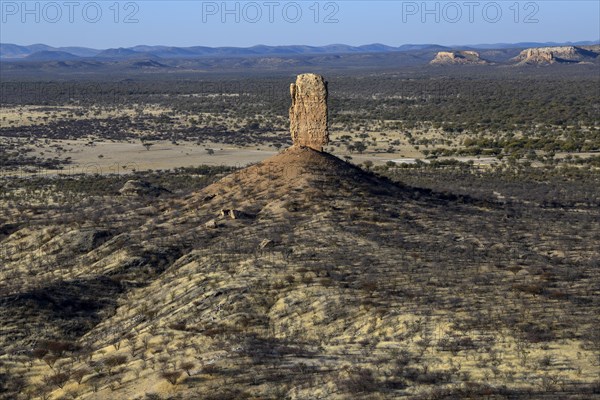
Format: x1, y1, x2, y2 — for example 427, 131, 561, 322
2, 39, 599, 51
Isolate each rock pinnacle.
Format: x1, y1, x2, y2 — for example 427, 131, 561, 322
289, 73, 329, 152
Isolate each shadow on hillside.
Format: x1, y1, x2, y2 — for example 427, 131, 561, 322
300, 152, 504, 210
0, 276, 123, 344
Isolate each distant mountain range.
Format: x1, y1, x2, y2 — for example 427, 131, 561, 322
2, 41, 598, 61
0, 43, 441, 60
1, 42, 598, 76
459, 40, 599, 50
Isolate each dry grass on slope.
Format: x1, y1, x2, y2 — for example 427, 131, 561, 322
1, 147, 598, 399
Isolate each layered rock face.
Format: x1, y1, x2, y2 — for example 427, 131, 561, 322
289, 73, 329, 151
514, 47, 566, 64
513, 46, 597, 65
430, 51, 488, 65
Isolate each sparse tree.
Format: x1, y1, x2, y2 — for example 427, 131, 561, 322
162, 370, 182, 385
353, 141, 367, 154
72, 368, 89, 385
42, 354, 59, 370
181, 361, 195, 376
44, 372, 70, 389
104, 355, 128, 375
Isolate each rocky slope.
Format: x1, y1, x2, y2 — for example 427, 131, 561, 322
1, 146, 599, 399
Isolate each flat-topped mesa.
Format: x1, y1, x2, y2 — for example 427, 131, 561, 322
430, 50, 489, 65
289, 73, 329, 152
512, 46, 599, 65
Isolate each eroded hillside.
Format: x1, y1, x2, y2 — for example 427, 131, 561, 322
1, 146, 599, 400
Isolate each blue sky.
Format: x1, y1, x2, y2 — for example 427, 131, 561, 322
1, 1, 599, 48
